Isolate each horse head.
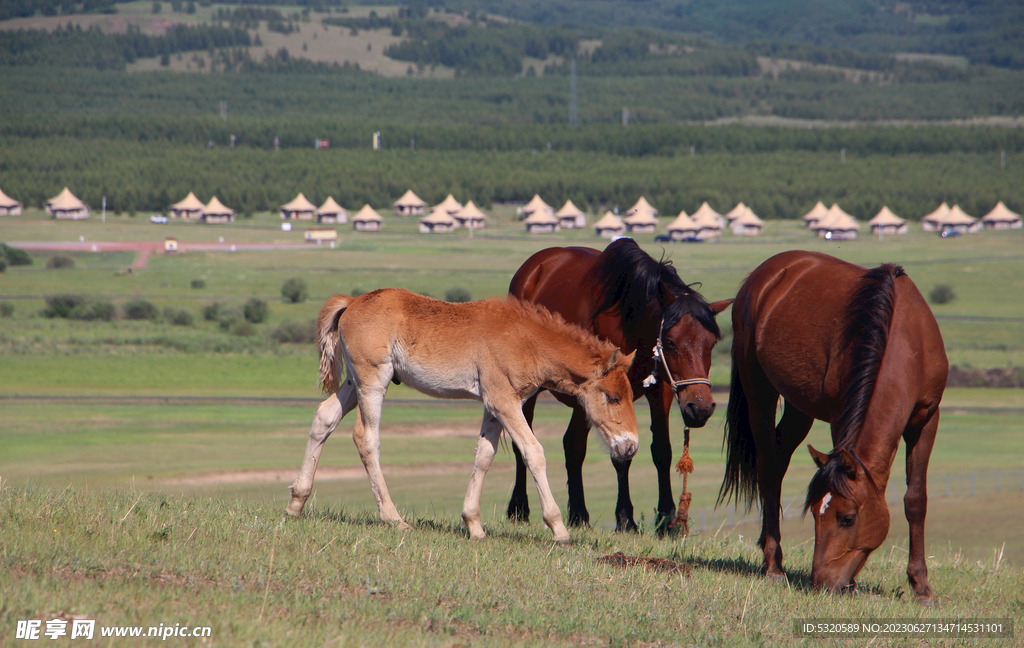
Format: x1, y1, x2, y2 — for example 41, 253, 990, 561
659, 295, 732, 428
578, 348, 639, 463
805, 445, 890, 593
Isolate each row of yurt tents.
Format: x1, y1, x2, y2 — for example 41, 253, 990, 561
168, 192, 235, 222
419, 194, 488, 233
277, 193, 347, 223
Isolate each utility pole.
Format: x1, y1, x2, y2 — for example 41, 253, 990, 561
569, 58, 578, 126
220, 100, 227, 122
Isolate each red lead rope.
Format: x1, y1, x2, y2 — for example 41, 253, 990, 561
669, 426, 693, 536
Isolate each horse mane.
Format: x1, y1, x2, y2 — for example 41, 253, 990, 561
591, 238, 721, 341
803, 263, 904, 513
505, 295, 620, 361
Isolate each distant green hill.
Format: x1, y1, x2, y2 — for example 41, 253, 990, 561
439, 0, 1024, 68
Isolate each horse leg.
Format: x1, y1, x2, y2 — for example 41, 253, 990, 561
648, 384, 675, 534
612, 457, 636, 532
286, 385, 358, 518
352, 383, 409, 529
758, 402, 814, 581
462, 410, 503, 540
904, 410, 939, 604
741, 373, 787, 580
506, 393, 537, 523
493, 401, 570, 544
564, 403, 592, 527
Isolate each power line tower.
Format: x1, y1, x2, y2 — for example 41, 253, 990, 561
569, 58, 578, 126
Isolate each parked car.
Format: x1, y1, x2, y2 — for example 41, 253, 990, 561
150, 215, 168, 224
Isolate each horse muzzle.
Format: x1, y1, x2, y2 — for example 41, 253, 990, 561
679, 397, 715, 428
609, 436, 639, 462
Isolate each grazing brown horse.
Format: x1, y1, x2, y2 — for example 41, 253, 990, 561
719, 251, 947, 603
286, 288, 639, 543
506, 238, 731, 531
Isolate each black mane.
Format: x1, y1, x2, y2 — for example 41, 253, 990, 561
803, 263, 904, 513
590, 238, 720, 341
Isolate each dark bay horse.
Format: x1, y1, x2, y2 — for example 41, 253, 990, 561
507, 238, 732, 531
719, 250, 947, 603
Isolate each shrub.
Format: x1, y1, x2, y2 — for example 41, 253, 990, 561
46, 255, 75, 269
162, 307, 194, 326
191, 279, 207, 289
43, 294, 115, 321
281, 277, 309, 303
202, 302, 224, 321
243, 297, 269, 323
445, 286, 472, 303
270, 319, 316, 343
231, 321, 257, 337
216, 306, 243, 331
0, 243, 33, 266
0, 302, 13, 318
123, 299, 159, 320
929, 284, 956, 304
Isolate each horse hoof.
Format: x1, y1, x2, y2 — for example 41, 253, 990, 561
396, 520, 412, 531
765, 571, 789, 584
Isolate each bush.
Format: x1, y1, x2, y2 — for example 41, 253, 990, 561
0, 243, 33, 266
0, 302, 14, 318
202, 302, 224, 321
191, 279, 207, 289
216, 306, 243, 331
929, 284, 956, 304
243, 297, 269, 323
42, 294, 115, 321
46, 255, 75, 269
270, 319, 316, 343
123, 299, 159, 320
231, 320, 257, 337
281, 277, 309, 303
445, 286, 472, 303
163, 307, 194, 326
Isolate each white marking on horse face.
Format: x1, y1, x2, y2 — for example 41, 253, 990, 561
819, 492, 832, 516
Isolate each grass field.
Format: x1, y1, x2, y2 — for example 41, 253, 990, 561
2, 208, 1023, 645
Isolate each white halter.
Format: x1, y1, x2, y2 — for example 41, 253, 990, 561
641, 317, 713, 391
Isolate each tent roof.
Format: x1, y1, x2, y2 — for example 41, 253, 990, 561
394, 189, 426, 207
318, 196, 346, 214
981, 201, 1021, 223
431, 194, 463, 215
203, 196, 233, 215
626, 196, 658, 215
690, 202, 722, 228
667, 211, 699, 232
922, 202, 950, 223
814, 204, 859, 231
724, 202, 748, 221
593, 212, 625, 229
454, 200, 487, 220
46, 187, 73, 205
523, 208, 559, 225
732, 206, 764, 227
868, 206, 906, 226
802, 201, 829, 223
623, 208, 658, 225
48, 190, 88, 211
281, 192, 318, 212
521, 194, 553, 215
942, 205, 976, 225
171, 191, 205, 211
352, 204, 383, 222
0, 187, 21, 208
419, 209, 457, 225
554, 199, 585, 218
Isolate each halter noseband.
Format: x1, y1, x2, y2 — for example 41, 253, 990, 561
641, 317, 712, 392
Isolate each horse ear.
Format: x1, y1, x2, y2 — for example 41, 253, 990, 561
838, 449, 859, 478
621, 349, 636, 368
710, 299, 733, 315
808, 444, 829, 469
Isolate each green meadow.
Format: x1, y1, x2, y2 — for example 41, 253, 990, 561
2, 208, 1023, 645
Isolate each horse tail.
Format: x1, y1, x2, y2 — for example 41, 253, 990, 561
717, 360, 759, 510
832, 263, 905, 449
317, 294, 353, 394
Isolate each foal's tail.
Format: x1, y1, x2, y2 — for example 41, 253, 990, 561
317, 294, 353, 394
717, 360, 759, 511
